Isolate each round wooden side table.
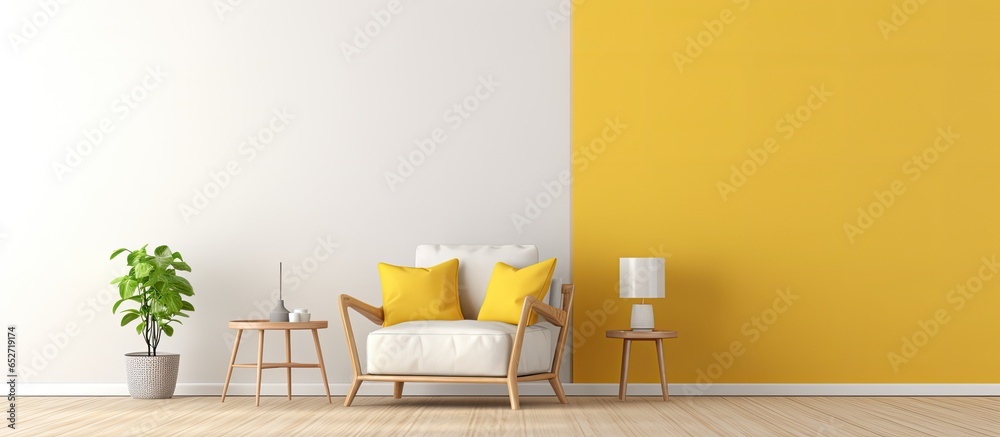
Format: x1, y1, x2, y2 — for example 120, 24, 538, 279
222, 320, 332, 406
606, 329, 679, 401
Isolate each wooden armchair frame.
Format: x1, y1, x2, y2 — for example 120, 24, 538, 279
338, 284, 575, 410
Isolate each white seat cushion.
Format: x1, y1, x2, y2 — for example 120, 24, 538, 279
366, 320, 552, 377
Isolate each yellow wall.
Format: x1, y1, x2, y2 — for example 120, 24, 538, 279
572, 0, 1000, 383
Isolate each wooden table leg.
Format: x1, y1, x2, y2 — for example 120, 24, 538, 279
285, 329, 292, 400
656, 339, 669, 401
221, 329, 243, 403
619, 339, 631, 401
311, 329, 332, 403
255, 330, 265, 407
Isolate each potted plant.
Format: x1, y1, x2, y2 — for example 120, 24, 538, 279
110, 245, 195, 399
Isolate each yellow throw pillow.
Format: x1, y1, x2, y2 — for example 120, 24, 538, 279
478, 258, 557, 325
378, 258, 464, 327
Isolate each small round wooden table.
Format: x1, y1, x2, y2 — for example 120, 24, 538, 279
606, 329, 678, 401
222, 320, 331, 406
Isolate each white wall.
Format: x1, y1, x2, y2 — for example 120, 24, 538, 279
0, 0, 570, 389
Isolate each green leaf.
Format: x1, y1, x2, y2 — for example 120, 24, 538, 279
112, 298, 127, 314
110, 275, 126, 285
126, 250, 142, 266
111, 296, 142, 314
175, 312, 189, 318
136, 321, 146, 335
110, 248, 129, 260
180, 301, 194, 312
122, 278, 139, 298
135, 262, 154, 279
155, 302, 165, 312
168, 276, 194, 296
161, 324, 174, 337
172, 251, 184, 261
150, 245, 174, 270
145, 273, 159, 288
172, 261, 191, 272
120, 313, 140, 326
164, 295, 181, 313
154, 245, 172, 257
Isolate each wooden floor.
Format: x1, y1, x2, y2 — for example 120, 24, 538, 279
9, 396, 1000, 436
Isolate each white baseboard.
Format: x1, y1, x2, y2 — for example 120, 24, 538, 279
19, 382, 1000, 397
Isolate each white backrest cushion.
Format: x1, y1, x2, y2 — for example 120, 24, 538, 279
416, 245, 538, 320
548, 277, 564, 309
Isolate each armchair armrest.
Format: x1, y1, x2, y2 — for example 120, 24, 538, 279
339, 294, 384, 379
507, 295, 569, 379
340, 294, 384, 325
519, 296, 567, 327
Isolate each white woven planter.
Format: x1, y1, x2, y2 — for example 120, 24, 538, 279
124, 353, 180, 399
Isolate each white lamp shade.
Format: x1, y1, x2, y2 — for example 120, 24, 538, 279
619, 257, 665, 299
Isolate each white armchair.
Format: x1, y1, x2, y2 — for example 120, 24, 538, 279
339, 245, 574, 410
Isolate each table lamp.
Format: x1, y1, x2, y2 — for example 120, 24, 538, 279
620, 257, 665, 331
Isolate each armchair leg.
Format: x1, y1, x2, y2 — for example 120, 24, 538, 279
344, 378, 362, 407
507, 379, 520, 410
393, 382, 404, 399
549, 377, 568, 404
